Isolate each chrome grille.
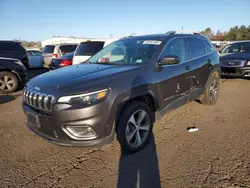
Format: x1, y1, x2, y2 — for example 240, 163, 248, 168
220, 60, 245, 67
23, 88, 56, 111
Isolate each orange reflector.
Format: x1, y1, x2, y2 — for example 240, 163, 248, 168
97, 91, 107, 99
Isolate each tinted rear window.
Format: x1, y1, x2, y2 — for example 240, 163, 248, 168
75, 42, 105, 56
186, 38, 205, 59
43, 45, 55, 53
0, 41, 25, 52
59, 45, 77, 53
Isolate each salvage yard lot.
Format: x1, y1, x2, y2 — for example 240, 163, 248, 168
0, 77, 250, 188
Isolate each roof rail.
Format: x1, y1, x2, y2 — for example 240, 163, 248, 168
193, 32, 202, 35
165, 31, 176, 35
165, 31, 202, 35
119, 34, 136, 40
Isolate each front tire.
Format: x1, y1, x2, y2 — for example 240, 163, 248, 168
0, 71, 19, 94
200, 71, 220, 105
116, 101, 154, 153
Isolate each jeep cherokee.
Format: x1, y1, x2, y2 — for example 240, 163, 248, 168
22, 31, 220, 153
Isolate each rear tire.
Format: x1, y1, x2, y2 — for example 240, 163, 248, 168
0, 71, 19, 94
200, 71, 220, 105
116, 101, 154, 153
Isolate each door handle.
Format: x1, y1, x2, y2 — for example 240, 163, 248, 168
185, 65, 191, 70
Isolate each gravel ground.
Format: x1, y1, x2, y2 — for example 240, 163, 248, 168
0, 75, 250, 188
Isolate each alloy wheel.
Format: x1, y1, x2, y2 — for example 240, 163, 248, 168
0, 75, 16, 91
125, 109, 150, 147
209, 79, 219, 103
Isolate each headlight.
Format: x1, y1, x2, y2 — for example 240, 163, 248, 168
57, 89, 109, 106
247, 61, 250, 66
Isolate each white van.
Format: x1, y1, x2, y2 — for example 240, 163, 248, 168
72, 39, 117, 65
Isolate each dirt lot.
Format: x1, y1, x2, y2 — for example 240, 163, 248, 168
0, 75, 250, 188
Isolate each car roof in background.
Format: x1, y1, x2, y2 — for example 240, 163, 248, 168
45, 43, 78, 47
229, 40, 250, 44
0, 40, 21, 43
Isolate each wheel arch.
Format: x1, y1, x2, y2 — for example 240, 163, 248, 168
115, 90, 159, 125
0, 69, 21, 82
204, 68, 221, 89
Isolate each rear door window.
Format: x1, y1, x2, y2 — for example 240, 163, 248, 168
42, 45, 55, 53
186, 38, 206, 59
202, 40, 213, 54
0, 42, 25, 52
75, 42, 105, 56
59, 45, 77, 54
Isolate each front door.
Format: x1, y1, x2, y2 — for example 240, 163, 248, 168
157, 37, 193, 110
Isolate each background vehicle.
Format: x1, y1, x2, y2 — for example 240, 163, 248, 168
42, 43, 77, 68
0, 41, 29, 69
22, 32, 220, 153
72, 39, 117, 64
27, 49, 43, 68
49, 52, 74, 70
0, 57, 27, 93
220, 41, 250, 77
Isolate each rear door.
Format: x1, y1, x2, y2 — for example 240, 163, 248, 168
185, 37, 211, 101
42, 45, 55, 67
157, 37, 193, 109
73, 41, 105, 64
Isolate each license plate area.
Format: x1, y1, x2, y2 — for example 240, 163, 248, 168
27, 112, 41, 129
222, 67, 236, 73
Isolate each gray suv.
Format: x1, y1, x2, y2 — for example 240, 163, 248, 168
22, 32, 220, 153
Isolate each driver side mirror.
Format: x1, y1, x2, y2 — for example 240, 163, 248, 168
158, 55, 180, 66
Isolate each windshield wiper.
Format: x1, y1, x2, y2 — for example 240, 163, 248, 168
94, 62, 117, 65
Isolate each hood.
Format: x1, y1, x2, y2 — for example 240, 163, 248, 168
220, 53, 250, 60
27, 64, 138, 92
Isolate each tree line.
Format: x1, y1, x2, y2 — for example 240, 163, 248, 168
200, 25, 250, 41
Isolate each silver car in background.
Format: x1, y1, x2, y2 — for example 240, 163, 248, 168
27, 49, 43, 68
42, 43, 77, 68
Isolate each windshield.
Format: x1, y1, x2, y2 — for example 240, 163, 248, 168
88, 39, 161, 65
221, 42, 250, 54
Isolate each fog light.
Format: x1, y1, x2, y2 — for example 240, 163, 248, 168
64, 126, 97, 140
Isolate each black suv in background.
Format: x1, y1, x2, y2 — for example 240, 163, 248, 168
220, 41, 250, 77
22, 32, 220, 153
0, 41, 29, 68
0, 57, 27, 93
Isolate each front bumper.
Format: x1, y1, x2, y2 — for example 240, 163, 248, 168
221, 67, 250, 77
22, 97, 117, 147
